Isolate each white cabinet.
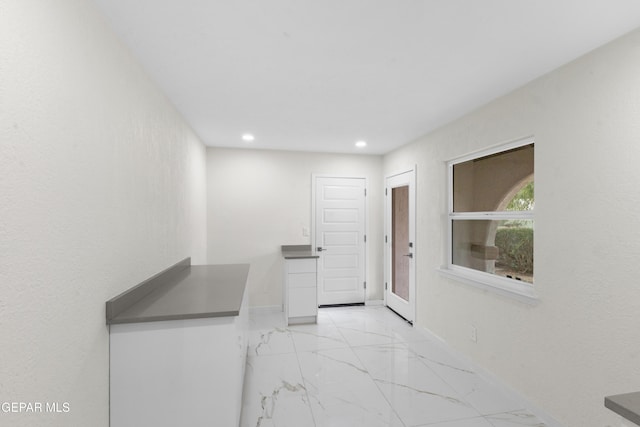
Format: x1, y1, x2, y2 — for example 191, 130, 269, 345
109, 291, 248, 427
284, 258, 318, 325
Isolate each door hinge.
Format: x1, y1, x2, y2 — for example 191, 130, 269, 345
364, 234, 367, 243
385, 235, 388, 243
364, 281, 367, 289
364, 188, 367, 196
385, 282, 388, 290
385, 188, 388, 196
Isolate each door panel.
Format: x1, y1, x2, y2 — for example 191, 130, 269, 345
323, 277, 359, 292
315, 177, 366, 305
323, 232, 359, 246
385, 170, 416, 322
323, 209, 359, 223
324, 254, 358, 269
323, 185, 361, 200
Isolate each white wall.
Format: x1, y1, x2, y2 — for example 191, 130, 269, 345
207, 147, 382, 308
384, 28, 640, 426
0, 1, 207, 426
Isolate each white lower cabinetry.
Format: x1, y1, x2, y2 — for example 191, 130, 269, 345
284, 258, 318, 325
109, 292, 248, 427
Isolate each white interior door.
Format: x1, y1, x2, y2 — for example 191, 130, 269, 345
385, 169, 416, 322
314, 176, 366, 306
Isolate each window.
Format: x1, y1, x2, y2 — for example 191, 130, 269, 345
442, 137, 536, 302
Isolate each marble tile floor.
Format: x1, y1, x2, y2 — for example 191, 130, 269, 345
241, 306, 546, 427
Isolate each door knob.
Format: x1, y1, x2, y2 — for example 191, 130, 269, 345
403, 253, 413, 258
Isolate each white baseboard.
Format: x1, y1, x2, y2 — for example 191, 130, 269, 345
417, 325, 565, 427
365, 299, 384, 306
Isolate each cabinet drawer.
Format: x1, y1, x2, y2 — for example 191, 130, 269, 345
288, 272, 316, 288
286, 258, 316, 274
289, 287, 317, 318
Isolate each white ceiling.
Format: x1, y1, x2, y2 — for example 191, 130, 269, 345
92, 0, 640, 155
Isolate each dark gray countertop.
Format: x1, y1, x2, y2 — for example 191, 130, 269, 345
281, 244, 319, 259
106, 261, 250, 325
605, 392, 640, 426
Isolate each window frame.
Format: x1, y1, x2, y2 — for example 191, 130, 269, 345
440, 136, 538, 304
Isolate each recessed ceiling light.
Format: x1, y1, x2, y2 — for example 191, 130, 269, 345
355, 140, 367, 148
242, 133, 255, 142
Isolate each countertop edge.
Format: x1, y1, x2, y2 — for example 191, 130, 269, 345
281, 244, 319, 259
108, 310, 241, 325
605, 393, 640, 426
283, 255, 319, 259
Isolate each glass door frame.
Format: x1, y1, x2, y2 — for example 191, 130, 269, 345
384, 167, 416, 323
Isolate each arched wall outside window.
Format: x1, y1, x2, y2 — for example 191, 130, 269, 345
486, 177, 534, 282
496, 175, 534, 212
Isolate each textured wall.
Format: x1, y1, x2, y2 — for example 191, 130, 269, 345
383, 28, 640, 426
206, 147, 382, 308
0, 1, 207, 426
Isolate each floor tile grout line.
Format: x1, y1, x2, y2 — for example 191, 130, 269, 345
405, 341, 479, 398
403, 340, 519, 422
290, 322, 319, 427
481, 408, 539, 427
298, 307, 345, 426
391, 322, 493, 423
341, 307, 410, 427
349, 306, 490, 427
321, 307, 408, 425
413, 413, 498, 427
243, 307, 545, 427
400, 330, 536, 425
316, 306, 466, 425
370, 311, 468, 427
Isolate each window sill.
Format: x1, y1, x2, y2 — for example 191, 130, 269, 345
437, 267, 539, 305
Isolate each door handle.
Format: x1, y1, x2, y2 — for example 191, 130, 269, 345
317, 247, 326, 252
403, 253, 413, 258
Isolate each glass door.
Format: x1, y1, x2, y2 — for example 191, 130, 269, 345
385, 169, 415, 322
